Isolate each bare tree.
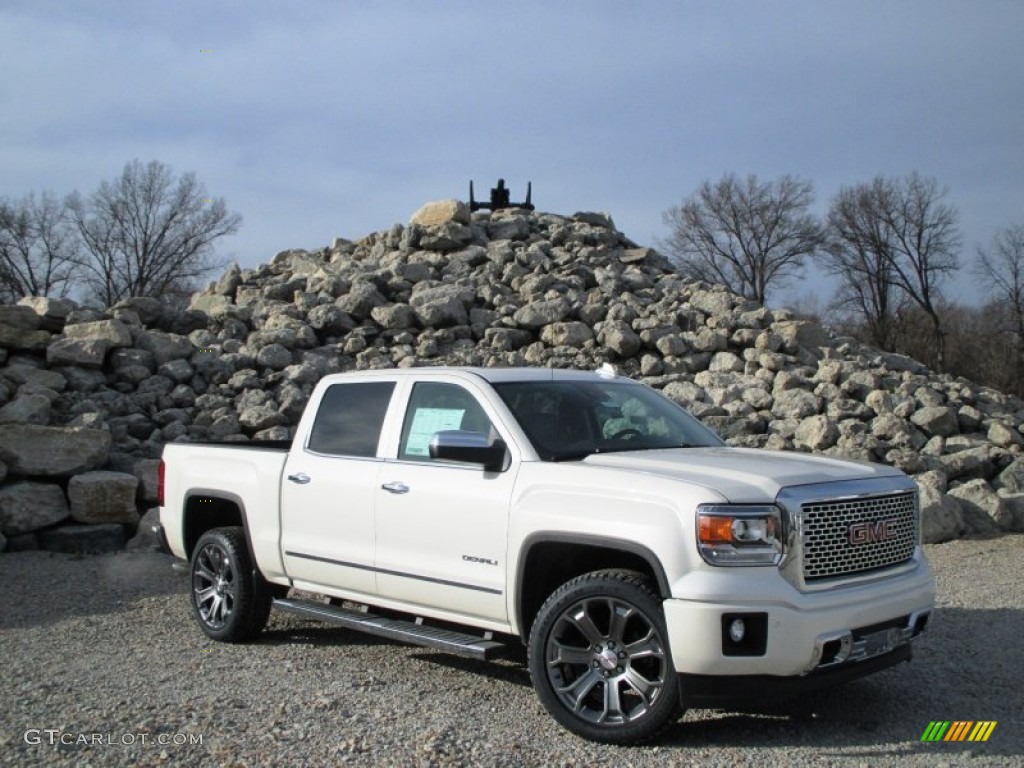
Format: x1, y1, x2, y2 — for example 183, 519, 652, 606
0, 192, 79, 301
661, 173, 824, 305
975, 223, 1024, 387
65, 159, 241, 306
825, 173, 960, 371
822, 178, 906, 351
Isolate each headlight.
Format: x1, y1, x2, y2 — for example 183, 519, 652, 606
697, 504, 784, 566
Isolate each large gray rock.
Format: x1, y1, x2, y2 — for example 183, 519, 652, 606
598, 321, 642, 357
111, 296, 165, 325
514, 298, 571, 330
0, 394, 51, 425
994, 457, 1024, 493
0, 305, 42, 331
68, 471, 140, 524
410, 286, 468, 327
38, 524, 126, 554
793, 415, 839, 452
410, 199, 470, 227
18, 296, 76, 330
910, 406, 959, 437
135, 330, 193, 365
0, 425, 111, 477
916, 482, 966, 543
239, 404, 286, 431
63, 319, 133, 348
46, 337, 109, 367
134, 459, 161, 503
126, 508, 161, 550
948, 479, 1014, 532
772, 390, 821, 420
939, 446, 996, 482
540, 322, 594, 348
0, 481, 69, 535
371, 303, 417, 330
0, 364, 67, 392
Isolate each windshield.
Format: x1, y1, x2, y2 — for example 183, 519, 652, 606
493, 379, 724, 461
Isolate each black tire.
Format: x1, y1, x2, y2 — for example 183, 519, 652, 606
190, 527, 272, 643
528, 570, 682, 744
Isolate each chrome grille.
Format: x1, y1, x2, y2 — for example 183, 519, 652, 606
801, 492, 917, 581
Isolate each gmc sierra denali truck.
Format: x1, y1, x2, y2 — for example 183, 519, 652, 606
157, 366, 934, 744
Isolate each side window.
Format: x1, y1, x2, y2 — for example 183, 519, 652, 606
399, 382, 495, 461
307, 382, 395, 457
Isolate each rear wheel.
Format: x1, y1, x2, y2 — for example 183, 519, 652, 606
190, 527, 271, 642
528, 570, 681, 744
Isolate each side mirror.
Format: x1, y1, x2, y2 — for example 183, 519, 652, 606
429, 430, 507, 472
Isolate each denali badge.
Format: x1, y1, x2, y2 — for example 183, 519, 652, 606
847, 519, 898, 545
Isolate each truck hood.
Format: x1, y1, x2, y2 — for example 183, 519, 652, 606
580, 447, 904, 503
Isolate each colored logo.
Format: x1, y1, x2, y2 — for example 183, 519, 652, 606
847, 519, 898, 545
921, 721, 997, 742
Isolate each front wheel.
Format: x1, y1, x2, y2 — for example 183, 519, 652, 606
528, 570, 682, 744
190, 527, 271, 642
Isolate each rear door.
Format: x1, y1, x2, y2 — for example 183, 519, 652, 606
280, 378, 398, 597
374, 379, 518, 623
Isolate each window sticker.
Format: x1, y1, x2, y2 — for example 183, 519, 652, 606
405, 408, 465, 456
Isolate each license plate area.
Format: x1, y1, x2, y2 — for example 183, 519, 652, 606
857, 627, 902, 659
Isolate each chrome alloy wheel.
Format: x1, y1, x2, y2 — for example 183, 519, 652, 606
192, 541, 237, 630
544, 595, 669, 726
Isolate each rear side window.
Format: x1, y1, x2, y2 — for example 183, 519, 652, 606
307, 382, 395, 457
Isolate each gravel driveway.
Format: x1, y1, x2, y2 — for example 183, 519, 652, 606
1, 536, 1021, 767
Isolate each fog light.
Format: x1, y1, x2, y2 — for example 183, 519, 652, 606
729, 618, 746, 643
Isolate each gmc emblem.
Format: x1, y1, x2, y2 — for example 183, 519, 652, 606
847, 519, 898, 545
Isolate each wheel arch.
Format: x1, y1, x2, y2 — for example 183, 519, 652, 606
182, 489, 255, 561
514, 532, 671, 639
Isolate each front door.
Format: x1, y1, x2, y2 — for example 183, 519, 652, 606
374, 380, 517, 623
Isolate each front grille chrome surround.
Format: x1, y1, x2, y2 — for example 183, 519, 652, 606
775, 476, 922, 592
801, 492, 917, 581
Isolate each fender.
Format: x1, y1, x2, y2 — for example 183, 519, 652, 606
514, 531, 672, 631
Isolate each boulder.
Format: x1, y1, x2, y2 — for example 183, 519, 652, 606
0, 305, 42, 331
993, 457, 1024, 493
793, 415, 840, 452
0, 394, 51, 425
0, 425, 111, 477
17, 296, 76, 331
0, 364, 67, 392
540, 322, 594, 348
910, 406, 959, 437
598, 321, 642, 357
63, 319, 134, 348
410, 199, 470, 227
38, 524, 127, 554
126, 508, 161, 550
987, 422, 1024, 448
0, 481, 69, 535
410, 286, 469, 327
948, 479, 1014, 532
46, 337, 110, 367
135, 331, 194, 365
514, 298, 572, 330
917, 484, 966, 543
68, 471, 140, 524
0, 327, 52, 350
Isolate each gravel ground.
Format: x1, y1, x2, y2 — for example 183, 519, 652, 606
1, 536, 1021, 767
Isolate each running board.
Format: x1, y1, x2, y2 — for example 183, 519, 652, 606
272, 598, 506, 661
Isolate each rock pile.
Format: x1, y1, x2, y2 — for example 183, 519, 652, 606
1, 200, 1022, 553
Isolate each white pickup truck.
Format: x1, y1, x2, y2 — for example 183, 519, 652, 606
157, 366, 934, 744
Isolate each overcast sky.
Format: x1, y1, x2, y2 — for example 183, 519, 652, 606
3, 1, 1022, 307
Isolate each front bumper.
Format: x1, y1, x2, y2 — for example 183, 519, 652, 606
663, 556, 934, 678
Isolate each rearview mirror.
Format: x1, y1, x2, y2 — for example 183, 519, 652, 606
429, 430, 507, 472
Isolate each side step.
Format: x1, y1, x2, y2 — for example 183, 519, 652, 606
272, 598, 506, 661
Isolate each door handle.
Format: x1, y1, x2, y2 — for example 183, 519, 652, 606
381, 481, 410, 495
287, 473, 311, 485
